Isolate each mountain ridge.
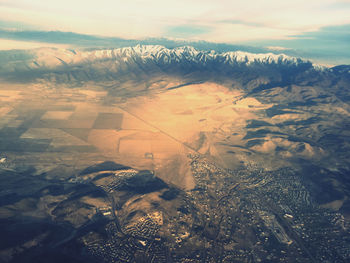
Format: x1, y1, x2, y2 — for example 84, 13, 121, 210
0, 45, 349, 104
0, 45, 322, 72
1, 44, 339, 88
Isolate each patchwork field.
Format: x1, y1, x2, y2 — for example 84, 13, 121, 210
0, 81, 216, 189
0, 78, 348, 190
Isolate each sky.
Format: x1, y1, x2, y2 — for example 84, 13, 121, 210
0, 0, 349, 64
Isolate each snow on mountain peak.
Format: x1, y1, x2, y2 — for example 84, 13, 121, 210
108, 45, 310, 67
1, 45, 319, 75
222, 50, 303, 65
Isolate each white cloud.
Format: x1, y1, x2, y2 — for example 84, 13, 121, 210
0, 38, 71, 50
266, 46, 292, 51
0, 0, 350, 42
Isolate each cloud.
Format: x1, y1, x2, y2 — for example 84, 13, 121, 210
0, 21, 348, 65
0, 1, 349, 64
327, 1, 350, 10
0, 28, 268, 54
165, 25, 212, 38
266, 46, 292, 51
1, 0, 350, 41
218, 19, 265, 28
0, 38, 71, 50
243, 24, 350, 65
0, 19, 37, 30
0, 29, 138, 47
292, 24, 350, 42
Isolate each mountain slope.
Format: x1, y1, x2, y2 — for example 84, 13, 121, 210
0, 45, 318, 84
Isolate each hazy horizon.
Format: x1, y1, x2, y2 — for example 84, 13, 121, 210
0, 0, 350, 65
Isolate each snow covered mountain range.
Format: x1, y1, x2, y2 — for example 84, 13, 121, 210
1, 45, 313, 72
5, 45, 348, 91
0, 44, 349, 98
